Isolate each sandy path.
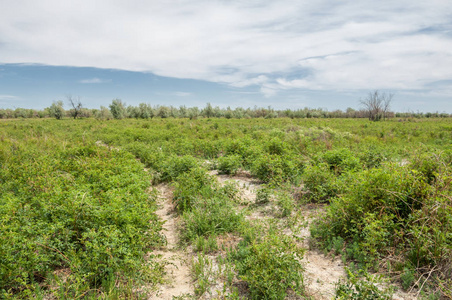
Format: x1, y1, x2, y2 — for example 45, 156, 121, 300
148, 171, 417, 300
149, 184, 193, 300
214, 172, 347, 299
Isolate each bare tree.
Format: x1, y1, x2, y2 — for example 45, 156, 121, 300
360, 90, 393, 121
67, 95, 83, 119
382, 93, 393, 120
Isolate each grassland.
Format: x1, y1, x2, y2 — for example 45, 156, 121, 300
1, 117, 451, 299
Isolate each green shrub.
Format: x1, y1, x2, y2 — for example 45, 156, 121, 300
159, 155, 199, 182
255, 187, 272, 204
0, 143, 163, 297
335, 268, 394, 299
359, 147, 386, 169
302, 163, 339, 202
232, 232, 305, 300
264, 137, 287, 155
400, 267, 415, 290
322, 148, 360, 174
182, 196, 243, 241
251, 154, 302, 184
311, 160, 452, 294
276, 190, 294, 217
173, 167, 244, 241
217, 155, 242, 175
172, 167, 214, 213
409, 152, 445, 184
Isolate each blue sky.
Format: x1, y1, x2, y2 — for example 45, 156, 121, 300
1, 0, 452, 112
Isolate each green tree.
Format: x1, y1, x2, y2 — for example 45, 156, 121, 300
156, 106, 170, 118
138, 103, 154, 119
48, 101, 65, 119
202, 103, 214, 118
95, 106, 113, 120
109, 99, 126, 119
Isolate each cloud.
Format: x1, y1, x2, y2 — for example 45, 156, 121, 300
154, 91, 192, 97
1, 0, 451, 98
79, 77, 111, 84
0, 94, 18, 100
230, 75, 269, 88
173, 92, 191, 97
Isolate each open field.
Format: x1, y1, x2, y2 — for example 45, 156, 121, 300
1, 117, 451, 299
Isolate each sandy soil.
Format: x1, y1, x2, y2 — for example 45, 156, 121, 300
214, 172, 347, 299
148, 171, 418, 300
148, 184, 193, 300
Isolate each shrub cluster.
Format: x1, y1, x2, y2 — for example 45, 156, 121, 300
0, 140, 162, 297
172, 168, 244, 242
311, 153, 452, 295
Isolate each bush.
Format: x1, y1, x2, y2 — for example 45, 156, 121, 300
217, 154, 242, 175
359, 146, 386, 169
264, 137, 287, 155
255, 186, 272, 204
251, 154, 302, 185
172, 167, 214, 213
182, 196, 243, 241
302, 163, 339, 202
159, 155, 200, 182
311, 160, 452, 293
0, 143, 163, 297
232, 232, 305, 299
335, 268, 394, 299
322, 148, 360, 174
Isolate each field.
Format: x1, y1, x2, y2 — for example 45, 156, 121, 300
1, 117, 451, 299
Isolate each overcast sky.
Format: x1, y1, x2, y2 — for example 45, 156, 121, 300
1, 0, 451, 112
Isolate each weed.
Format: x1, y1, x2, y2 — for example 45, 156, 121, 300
217, 155, 243, 175
255, 187, 272, 204
335, 268, 394, 299
231, 230, 305, 300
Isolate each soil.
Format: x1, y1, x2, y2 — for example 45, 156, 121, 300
214, 171, 347, 299
149, 171, 419, 299
148, 184, 193, 300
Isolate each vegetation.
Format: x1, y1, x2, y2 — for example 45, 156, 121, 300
360, 90, 393, 121
1, 99, 451, 120
1, 116, 451, 298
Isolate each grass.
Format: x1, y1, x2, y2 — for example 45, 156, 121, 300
1, 117, 451, 298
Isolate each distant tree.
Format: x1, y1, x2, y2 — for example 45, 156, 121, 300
138, 103, 154, 119
49, 101, 65, 119
233, 107, 245, 119
14, 108, 28, 118
95, 106, 113, 120
155, 106, 169, 118
225, 106, 233, 119
67, 95, 83, 119
126, 105, 140, 118
169, 106, 179, 118
203, 103, 214, 118
188, 107, 200, 120
178, 105, 188, 118
360, 90, 393, 121
109, 99, 126, 119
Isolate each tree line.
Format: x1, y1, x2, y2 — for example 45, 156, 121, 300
1, 92, 451, 120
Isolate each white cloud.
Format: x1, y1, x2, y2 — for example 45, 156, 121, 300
79, 77, 111, 84
173, 92, 191, 97
154, 91, 192, 97
0, 94, 18, 100
1, 0, 452, 98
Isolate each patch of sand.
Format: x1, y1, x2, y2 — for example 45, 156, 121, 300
149, 184, 193, 300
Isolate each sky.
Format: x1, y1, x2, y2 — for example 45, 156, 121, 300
1, 0, 452, 112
